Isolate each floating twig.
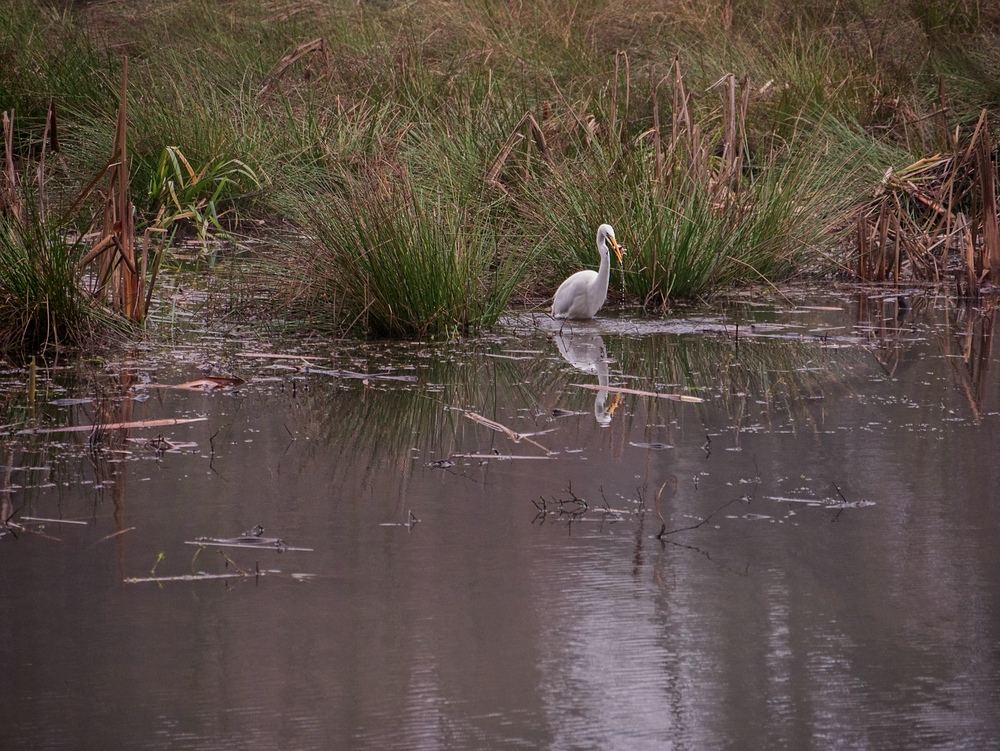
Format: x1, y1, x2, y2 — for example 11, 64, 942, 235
570, 383, 704, 402
309, 367, 418, 382
462, 410, 550, 453
92, 527, 135, 546
135, 376, 245, 391
124, 571, 278, 584
451, 453, 553, 460
185, 538, 311, 552
19, 516, 87, 525
19, 416, 207, 434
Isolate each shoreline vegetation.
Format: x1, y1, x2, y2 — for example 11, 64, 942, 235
2, 0, 1000, 349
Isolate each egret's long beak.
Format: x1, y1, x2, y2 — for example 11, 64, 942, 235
609, 236, 623, 264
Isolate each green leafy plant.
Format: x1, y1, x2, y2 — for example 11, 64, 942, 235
147, 146, 260, 237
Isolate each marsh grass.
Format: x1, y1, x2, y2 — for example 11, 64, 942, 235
4, 0, 1000, 338
527, 63, 864, 307
299, 170, 532, 338
0, 211, 113, 352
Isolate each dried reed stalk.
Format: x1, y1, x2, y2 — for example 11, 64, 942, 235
259, 38, 328, 97
652, 68, 662, 185
80, 58, 144, 322
485, 112, 549, 189
855, 109, 1000, 290
975, 120, 1000, 279
610, 50, 630, 140
670, 54, 691, 156
1, 110, 20, 222
856, 213, 870, 280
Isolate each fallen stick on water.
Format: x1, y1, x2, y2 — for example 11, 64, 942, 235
570, 383, 704, 402
235, 352, 329, 361
19, 417, 208, 435
184, 539, 314, 552
124, 570, 278, 584
451, 453, 553, 460
462, 411, 550, 453
309, 367, 418, 382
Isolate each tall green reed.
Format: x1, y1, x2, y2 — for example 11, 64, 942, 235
0, 211, 115, 352
298, 169, 532, 338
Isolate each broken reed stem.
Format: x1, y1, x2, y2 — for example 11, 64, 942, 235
671, 55, 691, 163
975, 122, 1000, 279
611, 50, 630, 145
857, 109, 1000, 289
856, 213, 869, 281
611, 52, 619, 137
258, 38, 329, 97
1, 110, 20, 222
81, 57, 145, 323
486, 111, 548, 188
652, 67, 662, 186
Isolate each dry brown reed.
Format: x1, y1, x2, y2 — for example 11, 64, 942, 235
659, 57, 750, 201
258, 38, 329, 98
486, 111, 549, 190
855, 109, 1000, 298
1, 111, 20, 221
74, 58, 152, 324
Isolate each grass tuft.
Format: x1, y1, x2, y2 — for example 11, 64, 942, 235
292, 170, 532, 338
0, 211, 112, 353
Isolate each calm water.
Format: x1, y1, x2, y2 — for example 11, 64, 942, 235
2, 291, 999, 750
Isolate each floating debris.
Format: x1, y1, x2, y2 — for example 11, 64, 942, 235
768, 496, 875, 509
136, 376, 245, 391
235, 352, 328, 361
452, 453, 553, 460
186, 526, 312, 552
462, 410, 554, 453
551, 408, 586, 418
310, 367, 417, 382
571, 383, 704, 402
127, 435, 198, 452
19, 416, 208, 435
425, 459, 456, 469
124, 570, 281, 584
379, 510, 420, 530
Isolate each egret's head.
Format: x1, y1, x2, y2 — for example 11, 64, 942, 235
598, 224, 623, 263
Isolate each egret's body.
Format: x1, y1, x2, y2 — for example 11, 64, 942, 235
552, 224, 622, 320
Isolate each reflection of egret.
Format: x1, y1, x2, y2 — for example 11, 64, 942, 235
555, 331, 621, 426
552, 224, 623, 320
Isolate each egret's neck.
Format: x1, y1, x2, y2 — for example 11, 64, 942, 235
597, 242, 611, 286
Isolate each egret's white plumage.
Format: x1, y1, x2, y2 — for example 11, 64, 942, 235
552, 224, 623, 320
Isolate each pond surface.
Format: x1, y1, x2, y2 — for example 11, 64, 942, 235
2, 289, 999, 750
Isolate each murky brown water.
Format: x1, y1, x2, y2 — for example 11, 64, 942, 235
2, 290, 999, 750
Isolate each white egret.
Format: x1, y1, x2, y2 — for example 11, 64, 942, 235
552, 224, 623, 320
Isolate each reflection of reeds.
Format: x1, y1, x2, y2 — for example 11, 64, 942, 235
289, 326, 848, 496
608, 328, 853, 433
936, 298, 996, 422
291, 343, 547, 485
